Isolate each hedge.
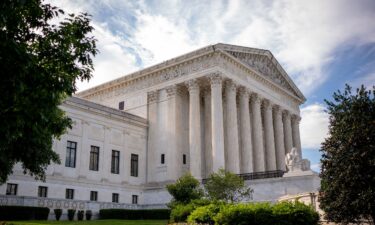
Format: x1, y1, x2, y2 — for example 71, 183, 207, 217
99, 209, 170, 220
0, 206, 50, 220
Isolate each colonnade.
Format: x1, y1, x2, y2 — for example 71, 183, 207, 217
185, 74, 302, 179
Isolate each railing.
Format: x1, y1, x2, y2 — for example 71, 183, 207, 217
202, 170, 285, 184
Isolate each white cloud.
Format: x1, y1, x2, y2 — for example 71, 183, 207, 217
310, 163, 321, 173
300, 103, 329, 149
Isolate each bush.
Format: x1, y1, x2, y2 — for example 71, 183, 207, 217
67, 209, 76, 221
188, 203, 224, 225
99, 209, 170, 220
169, 204, 195, 223
214, 202, 319, 225
85, 210, 92, 220
54, 209, 62, 221
77, 210, 84, 221
0, 206, 50, 220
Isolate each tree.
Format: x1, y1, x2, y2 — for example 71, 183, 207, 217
0, 0, 97, 183
204, 169, 253, 203
166, 173, 204, 205
320, 84, 375, 224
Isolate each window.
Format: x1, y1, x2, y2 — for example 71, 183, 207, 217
161, 154, 165, 164
65, 141, 77, 168
111, 150, 120, 174
130, 154, 138, 177
90, 191, 98, 201
66, 189, 74, 199
38, 186, 48, 198
112, 193, 119, 203
119, 101, 124, 110
183, 154, 186, 165
6, 183, 17, 195
132, 195, 138, 204
89, 146, 100, 171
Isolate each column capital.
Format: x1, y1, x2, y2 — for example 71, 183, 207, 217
238, 87, 249, 97
291, 114, 302, 122
261, 99, 272, 110
202, 88, 211, 97
185, 79, 200, 92
224, 80, 237, 92
282, 110, 291, 120
250, 93, 261, 104
208, 73, 223, 86
272, 104, 282, 113
166, 85, 183, 97
148, 90, 158, 103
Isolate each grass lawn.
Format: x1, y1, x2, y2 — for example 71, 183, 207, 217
7, 220, 168, 225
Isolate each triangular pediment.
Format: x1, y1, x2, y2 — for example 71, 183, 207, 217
215, 44, 305, 101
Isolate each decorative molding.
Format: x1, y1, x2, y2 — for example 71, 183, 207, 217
224, 80, 237, 92
185, 79, 200, 92
208, 72, 223, 86
291, 114, 301, 123
250, 93, 261, 104
147, 91, 158, 103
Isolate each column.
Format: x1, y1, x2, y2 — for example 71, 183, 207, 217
250, 93, 265, 172
186, 79, 202, 179
203, 90, 213, 176
146, 91, 158, 182
209, 74, 225, 171
291, 115, 302, 157
273, 105, 286, 171
283, 110, 293, 154
224, 80, 240, 174
239, 87, 253, 173
262, 100, 277, 171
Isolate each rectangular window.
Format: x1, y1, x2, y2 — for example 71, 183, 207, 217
132, 195, 138, 204
112, 193, 119, 203
90, 191, 98, 201
66, 189, 74, 199
161, 154, 165, 164
130, 154, 138, 177
89, 146, 100, 171
38, 186, 48, 198
111, 150, 120, 174
65, 141, 77, 168
183, 154, 186, 165
6, 183, 17, 196
119, 101, 124, 110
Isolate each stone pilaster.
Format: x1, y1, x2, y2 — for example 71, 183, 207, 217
282, 110, 293, 154
209, 73, 225, 172
186, 80, 202, 179
273, 105, 286, 171
203, 89, 212, 177
239, 87, 253, 173
224, 80, 240, 174
147, 90, 159, 182
250, 93, 265, 172
262, 99, 277, 171
291, 115, 302, 157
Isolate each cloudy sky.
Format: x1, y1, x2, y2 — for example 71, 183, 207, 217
51, 0, 375, 172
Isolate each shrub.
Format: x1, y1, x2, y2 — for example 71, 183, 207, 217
54, 209, 62, 221
188, 202, 224, 225
77, 210, 84, 221
169, 204, 195, 223
99, 209, 170, 220
85, 210, 92, 220
272, 201, 319, 225
67, 209, 76, 221
0, 206, 50, 220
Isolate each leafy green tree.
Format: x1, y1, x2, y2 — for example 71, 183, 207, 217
204, 169, 253, 203
0, 0, 97, 183
166, 173, 204, 205
320, 84, 375, 224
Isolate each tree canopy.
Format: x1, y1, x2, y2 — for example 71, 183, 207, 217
0, 0, 97, 183
320, 84, 375, 223
204, 169, 253, 203
166, 173, 204, 205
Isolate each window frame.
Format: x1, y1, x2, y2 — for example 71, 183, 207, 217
132, 195, 138, 204
65, 141, 77, 168
161, 154, 165, 164
90, 191, 98, 201
6, 183, 17, 196
89, 145, 100, 171
66, 189, 74, 199
112, 193, 119, 203
183, 154, 186, 165
130, 154, 139, 177
38, 186, 48, 198
111, 150, 120, 174
119, 101, 125, 110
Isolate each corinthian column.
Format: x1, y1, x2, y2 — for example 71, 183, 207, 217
250, 93, 265, 172
186, 79, 202, 179
209, 74, 225, 171
239, 87, 253, 173
283, 110, 293, 154
273, 105, 286, 171
224, 80, 240, 174
262, 99, 277, 171
203, 90, 212, 176
291, 115, 302, 157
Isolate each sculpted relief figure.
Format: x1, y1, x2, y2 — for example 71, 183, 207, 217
285, 147, 311, 172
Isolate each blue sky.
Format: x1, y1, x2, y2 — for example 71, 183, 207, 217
51, 0, 375, 172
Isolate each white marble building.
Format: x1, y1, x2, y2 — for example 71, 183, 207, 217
0, 44, 319, 215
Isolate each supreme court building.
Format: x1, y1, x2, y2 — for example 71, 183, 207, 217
0, 44, 319, 214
